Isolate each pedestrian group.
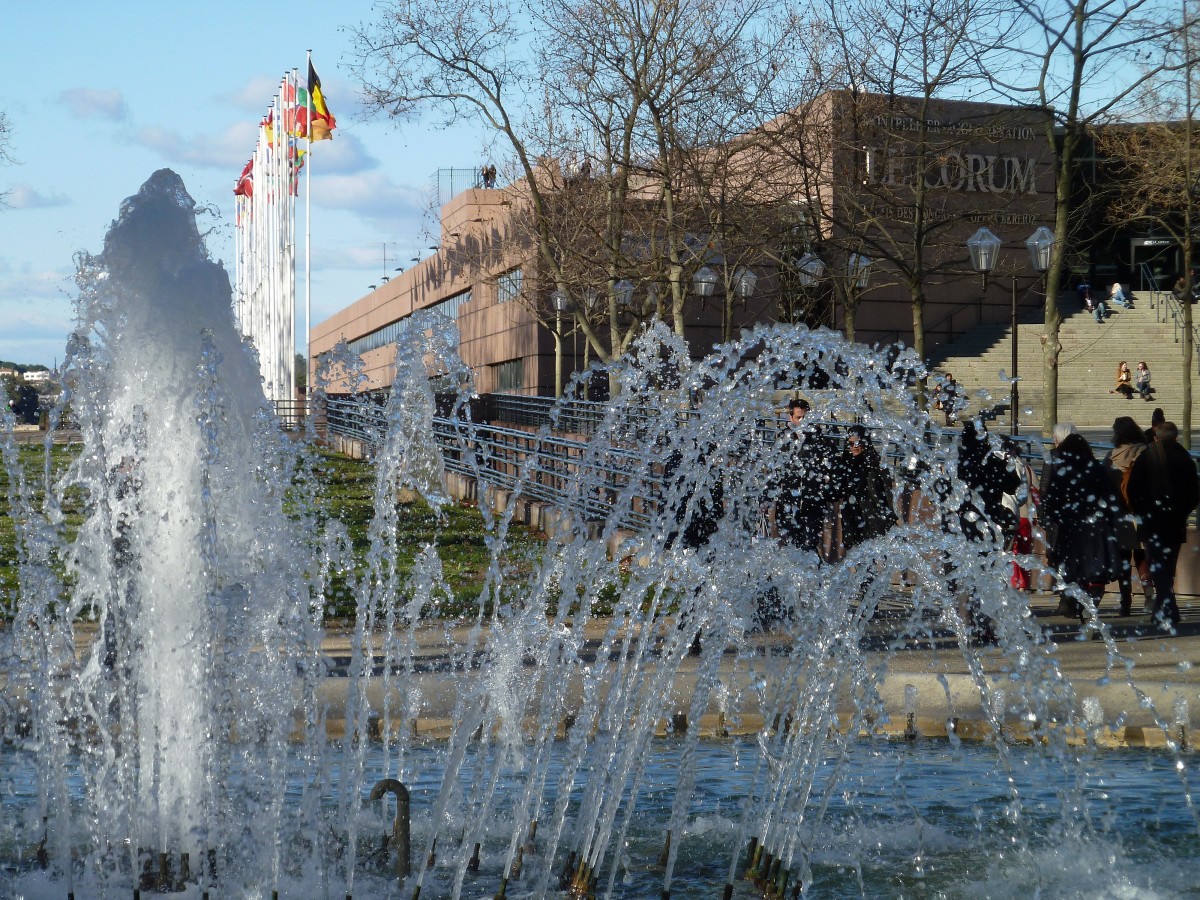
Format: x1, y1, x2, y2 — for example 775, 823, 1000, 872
668, 396, 1199, 634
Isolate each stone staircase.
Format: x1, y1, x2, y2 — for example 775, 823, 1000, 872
928, 291, 1198, 430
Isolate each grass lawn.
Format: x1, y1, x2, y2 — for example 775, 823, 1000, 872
0, 443, 546, 621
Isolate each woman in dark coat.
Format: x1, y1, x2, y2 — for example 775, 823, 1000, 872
1041, 433, 1123, 618
837, 425, 896, 550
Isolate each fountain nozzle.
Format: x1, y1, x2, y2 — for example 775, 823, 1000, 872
369, 778, 412, 879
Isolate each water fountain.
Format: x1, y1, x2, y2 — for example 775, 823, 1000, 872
0, 170, 1197, 898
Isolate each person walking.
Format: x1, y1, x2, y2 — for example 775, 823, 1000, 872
834, 425, 896, 551
1110, 361, 1135, 399
950, 421, 1023, 642
1041, 433, 1124, 619
1125, 421, 1200, 628
770, 398, 837, 556
1103, 416, 1148, 616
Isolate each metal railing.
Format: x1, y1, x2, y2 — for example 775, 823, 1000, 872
433, 167, 491, 206
273, 398, 309, 431
1151, 281, 1200, 374
320, 393, 1200, 530
486, 393, 685, 439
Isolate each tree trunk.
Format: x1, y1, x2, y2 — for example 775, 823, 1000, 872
1040, 160, 1073, 436
1184, 233, 1194, 449
911, 290, 927, 408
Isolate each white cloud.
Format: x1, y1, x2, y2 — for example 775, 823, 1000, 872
57, 88, 128, 122
131, 123, 380, 176
224, 75, 289, 115
0, 282, 75, 365
133, 121, 260, 170
299, 131, 377, 175
4, 184, 70, 209
313, 170, 427, 220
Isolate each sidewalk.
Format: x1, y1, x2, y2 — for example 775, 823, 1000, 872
66, 590, 1200, 748
312, 588, 1200, 747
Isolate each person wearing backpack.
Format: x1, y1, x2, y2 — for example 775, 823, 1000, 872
1126, 421, 1200, 628
1042, 433, 1125, 619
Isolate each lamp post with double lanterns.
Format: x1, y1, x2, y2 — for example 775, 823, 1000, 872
965, 226, 1056, 435
691, 264, 758, 339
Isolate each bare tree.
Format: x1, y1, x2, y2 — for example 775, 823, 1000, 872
1096, 0, 1200, 445
0, 112, 13, 208
976, 0, 1174, 435
350, 0, 794, 389
764, 0, 1040, 382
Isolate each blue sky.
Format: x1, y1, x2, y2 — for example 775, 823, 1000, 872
0, 1, 488, 367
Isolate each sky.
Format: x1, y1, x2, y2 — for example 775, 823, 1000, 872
0, 1, 490, 367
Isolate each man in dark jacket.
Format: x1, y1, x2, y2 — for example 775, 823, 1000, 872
771, 398, 837, 556
1126, 421, 1200, 627
956, 421, 1022, 545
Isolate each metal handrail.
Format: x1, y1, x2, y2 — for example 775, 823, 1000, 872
1157, 284, 1200, 373
322, 393, 1200, 532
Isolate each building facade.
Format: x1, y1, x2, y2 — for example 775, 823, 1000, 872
310, 92, 1057, 397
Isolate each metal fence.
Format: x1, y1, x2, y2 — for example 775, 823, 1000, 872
319, 393, 1200, 533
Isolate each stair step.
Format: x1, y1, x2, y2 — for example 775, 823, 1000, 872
930, 292, 1196, 427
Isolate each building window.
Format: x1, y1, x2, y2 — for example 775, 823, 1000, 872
493, 358, 524, 392
496, 267, 523, 304
432, 288, 472, 322
348, 318, 403, 357
346, 288, 473, 357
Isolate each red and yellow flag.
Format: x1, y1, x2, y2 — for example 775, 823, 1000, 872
308, 61, 336, 141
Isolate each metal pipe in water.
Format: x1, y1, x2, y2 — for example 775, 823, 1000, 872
369, 778, 412, 879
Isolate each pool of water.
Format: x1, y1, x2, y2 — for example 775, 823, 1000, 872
0, 737, 1196, 899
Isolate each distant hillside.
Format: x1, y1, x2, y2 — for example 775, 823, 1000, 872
0, 361, 48, 372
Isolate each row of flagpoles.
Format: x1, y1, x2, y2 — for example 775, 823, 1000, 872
233, 53, 336, 404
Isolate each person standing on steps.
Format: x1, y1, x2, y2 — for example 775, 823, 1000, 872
935, 373, 959, 426
1125, 421, 1200, 629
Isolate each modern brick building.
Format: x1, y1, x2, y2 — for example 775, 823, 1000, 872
310, 91, 1057, 397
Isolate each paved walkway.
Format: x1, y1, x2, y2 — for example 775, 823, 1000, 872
310, 587, 1200, 747
66, 587, 1200, 748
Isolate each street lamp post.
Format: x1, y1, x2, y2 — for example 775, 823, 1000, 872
848, 252, 873, 291
1019, 226, 1056, 436
551, 289, 570, 398
733, 267, 758, 299
796, 253, 826, 288
965, 226, 1055, 436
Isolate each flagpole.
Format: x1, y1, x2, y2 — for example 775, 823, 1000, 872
305, 49, 313, 405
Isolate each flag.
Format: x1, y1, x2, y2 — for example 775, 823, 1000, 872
308, 60, 336, 141
289, 145, 306, 195
283, 81, 309, 138
263, 110, 275, 147
234, 159, 254, 197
